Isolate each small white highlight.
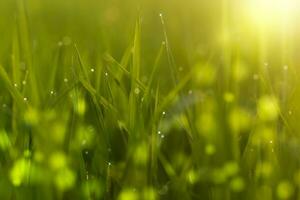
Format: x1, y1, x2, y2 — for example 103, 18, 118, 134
134, 87, 140, 94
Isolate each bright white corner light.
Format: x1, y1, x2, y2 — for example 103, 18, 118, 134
247, 0, 299, 27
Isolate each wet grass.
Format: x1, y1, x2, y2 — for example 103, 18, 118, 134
1, 0, 300, 199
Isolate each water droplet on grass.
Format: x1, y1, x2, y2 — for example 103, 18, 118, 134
64, 78, 68, 83
283, 65, 289, 70
90, 68, 95, 72
134, 87, 140, 94
157, 131, 161, 135
22, 80, 26, 85
14, 83, 18, 87
23, 97, 28, 102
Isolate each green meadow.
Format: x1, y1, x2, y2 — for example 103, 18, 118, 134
1, 0, 300, 199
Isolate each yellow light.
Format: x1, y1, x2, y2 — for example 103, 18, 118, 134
247, 0, 298, 27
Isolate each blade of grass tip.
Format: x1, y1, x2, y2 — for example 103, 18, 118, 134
74, 45, 117, 112
103, 45, 134, 95
48, 44, 63, 92
74, 44, 90, 82
156, 67, 196, 118
12, 22, 21, 86
158, 152, 176, 177
79, 77, 117, 113
159, 13, 178, 85
102, 58, 129, 95
95, 60, 103, 92
103, 54, 146, 91
120, 45, 133, 69
143, 41, 165, 104
12, 22, 21, 137
0, 65, 26, 109
149, 86, 160, 184
129, 18, 141, 133
17, 0, 40, 106
48, 81, 79, 107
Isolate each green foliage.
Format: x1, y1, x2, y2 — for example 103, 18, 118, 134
0, 0, 299, 199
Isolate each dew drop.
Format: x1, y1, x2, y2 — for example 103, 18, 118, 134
134, 87, 140, 94
23, 97, 28, 101
14, 83, 18, 87
105, 72, 108, 76
188, 90, 193, 95
162, 111, 166, 115
22, 80, 26, 85
283, 65, 289, 70
64, 78, 68, 83
157, 131, 161, 135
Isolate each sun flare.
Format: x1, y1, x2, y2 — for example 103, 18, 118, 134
247, 0, 299, 27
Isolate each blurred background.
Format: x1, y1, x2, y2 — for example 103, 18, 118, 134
1, 0, 300, 199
